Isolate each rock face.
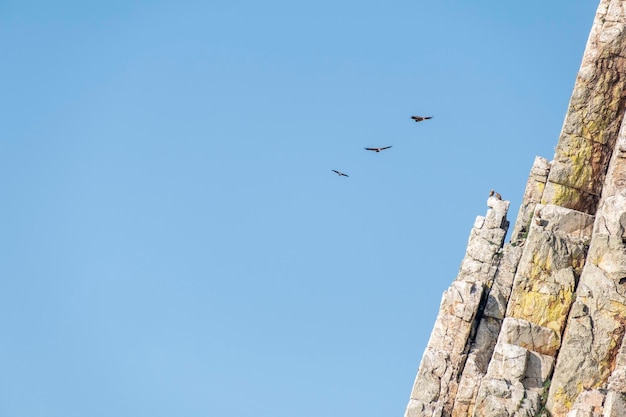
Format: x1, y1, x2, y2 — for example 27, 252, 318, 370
403, 1, 626, 416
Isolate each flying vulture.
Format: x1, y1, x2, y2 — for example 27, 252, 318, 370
332, 169, 349, 177
364, 146, 393, 153
411, 115, 433, 122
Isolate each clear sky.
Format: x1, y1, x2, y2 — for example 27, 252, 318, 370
1, 1, 598, 416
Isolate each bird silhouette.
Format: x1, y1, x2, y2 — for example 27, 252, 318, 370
332, 169, 349, 177
411, 115, 433, 122
364, 146, 393, 153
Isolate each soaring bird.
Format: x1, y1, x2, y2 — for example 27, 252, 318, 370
364, 146, 393, 153
411, 115, 433, 122
332, 169, 349, 177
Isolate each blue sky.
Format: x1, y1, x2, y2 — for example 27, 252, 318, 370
1, 1, 598, 416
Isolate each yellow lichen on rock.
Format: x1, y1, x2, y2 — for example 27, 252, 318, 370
510, 285, 574, 334
543, 182, 586, 210
552, 386, 575, 413
529, 253, 552, 281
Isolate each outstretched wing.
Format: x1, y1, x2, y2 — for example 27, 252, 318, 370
380, 145, 392, 151
332, 169, 349, 177
364, 147, 377, 151
411, 115, 433, 122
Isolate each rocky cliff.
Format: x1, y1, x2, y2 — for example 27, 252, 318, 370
404, 1, 626, 416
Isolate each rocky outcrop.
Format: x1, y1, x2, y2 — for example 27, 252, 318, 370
403, 1, 626, 416
546, 113, 626, 417
405, 197, 510, 417
473, 204, 593, 417
542, 0, 626, 215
